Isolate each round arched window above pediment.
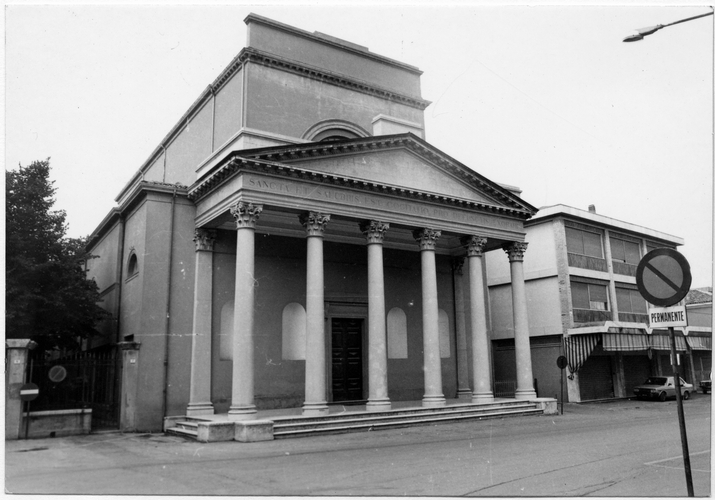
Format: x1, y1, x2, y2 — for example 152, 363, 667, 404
302, 119, 370, 142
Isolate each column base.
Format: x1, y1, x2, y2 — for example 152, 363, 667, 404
366, 399, 391, 412
422, 395, 446, 407
514, 389, 537, 400
457, 389, 473, 400
302, 402, 329, 416
227, 405, 257, 421
471, 392, 494, 403
186, 402, 215, 417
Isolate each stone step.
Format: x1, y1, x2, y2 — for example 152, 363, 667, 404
166, 424, 199, 439
273, 407, 542, 439
272, 401, 537, 426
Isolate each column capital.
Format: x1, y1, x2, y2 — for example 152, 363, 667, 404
193, 228, 217, 252
451, 256, 465, 275
230, 202, 263, 229
360, 220, 390, 244
300, 212, 331, 237
413, 228, 441, 251
461, 235, 488, 257
504, 241, 528, 262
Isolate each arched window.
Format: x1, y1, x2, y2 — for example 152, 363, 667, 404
387, 307, 408, 359
220, 302, 234, 361
302, 120, 370, 142
282, 303, 306, 360
439, 309, 451, 358
126, 253, 139, 278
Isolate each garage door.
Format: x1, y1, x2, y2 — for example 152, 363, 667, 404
580, 356, 614, 400
623, 355, 652, 396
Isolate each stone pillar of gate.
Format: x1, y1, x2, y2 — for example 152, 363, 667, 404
5, 339, 35, 440
118, 341, 141, 432
505, 241, 537, 400
452, 256, 472, 399
463, 236, 494, 402
301, 212, 331, 416
361, 220, 391, 411
414, 228, 446, 407
228, 202, 262, 421
187, 228, 217, 417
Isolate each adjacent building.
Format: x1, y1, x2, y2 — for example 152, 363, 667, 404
486, 204, 712, 403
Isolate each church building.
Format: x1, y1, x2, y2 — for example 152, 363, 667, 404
86, 14, 541, 431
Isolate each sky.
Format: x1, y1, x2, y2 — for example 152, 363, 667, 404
4, 1, 713, 288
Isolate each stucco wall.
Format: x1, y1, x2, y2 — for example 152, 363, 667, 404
247, 19, 422, 97
245, 64, 423, 141
164, 102, 214, 186
213, 69, 243, 150
489, 276, 563, 339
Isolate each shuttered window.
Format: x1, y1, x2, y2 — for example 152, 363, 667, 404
566, 227, 603, 258
572, 281, 609, 310
611, 238, 641, 264
616, 287, 647, 313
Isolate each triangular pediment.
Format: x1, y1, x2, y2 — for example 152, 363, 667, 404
234, 133, 535, 215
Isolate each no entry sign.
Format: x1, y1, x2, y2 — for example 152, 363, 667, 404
636, 248, 692, 307
20, 383, 39, 402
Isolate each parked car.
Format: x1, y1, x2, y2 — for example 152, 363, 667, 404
699, 372, 712, 394
633, 376, 693, 401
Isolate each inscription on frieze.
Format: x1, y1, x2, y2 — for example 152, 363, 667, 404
245, 175, 522, 231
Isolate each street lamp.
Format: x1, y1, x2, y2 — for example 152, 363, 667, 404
623, 11, 713, 42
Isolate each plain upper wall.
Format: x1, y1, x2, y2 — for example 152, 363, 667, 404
245, 14, 423, 98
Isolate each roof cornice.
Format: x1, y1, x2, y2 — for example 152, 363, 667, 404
529, 204, 684, 245
188, 134, 536, 220
244, 13, 423, 75
240, 47, 431, 110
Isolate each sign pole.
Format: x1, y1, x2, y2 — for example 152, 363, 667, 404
670, 326, 694, 497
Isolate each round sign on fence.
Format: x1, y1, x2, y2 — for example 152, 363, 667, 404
48, 365, 67, 383
636, 248, 692, 307
20, 383, 39, 402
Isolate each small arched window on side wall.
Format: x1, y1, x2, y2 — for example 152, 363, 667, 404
126, 252, 139, 280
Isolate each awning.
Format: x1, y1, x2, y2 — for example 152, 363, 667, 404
686, 336, 712, 351
564, 333, 600, 374
602, 333, 648, 352
649, 335, 688, 351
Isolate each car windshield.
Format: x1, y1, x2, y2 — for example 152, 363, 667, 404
644, 377, 667, 385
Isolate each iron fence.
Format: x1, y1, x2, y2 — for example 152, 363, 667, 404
28, 346, 120, 429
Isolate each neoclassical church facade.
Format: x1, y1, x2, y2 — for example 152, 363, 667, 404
87, 14, 540, 431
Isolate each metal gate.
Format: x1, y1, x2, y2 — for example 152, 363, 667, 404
28, 346, 120, 429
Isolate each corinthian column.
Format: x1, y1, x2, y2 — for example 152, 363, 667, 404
452, 256, 472, 399
301, 211, 331, 416
228, 202, 262, 421
187, 228, 217, 416
360, 220, 391, 411
462, 235, 494, 402
414, 228, 446, 407
505, 241, 537, 399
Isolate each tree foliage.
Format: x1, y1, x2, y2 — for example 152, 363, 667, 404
6, 159, 108, 351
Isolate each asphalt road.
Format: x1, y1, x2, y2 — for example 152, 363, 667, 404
5, 395, 711, 497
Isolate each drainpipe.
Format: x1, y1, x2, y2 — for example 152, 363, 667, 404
115, 215, 126, 344
162, 186, 178, 419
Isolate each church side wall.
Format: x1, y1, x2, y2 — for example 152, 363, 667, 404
213, 68, 244, 150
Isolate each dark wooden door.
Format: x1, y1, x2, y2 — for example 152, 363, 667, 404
331, 318, 364, 402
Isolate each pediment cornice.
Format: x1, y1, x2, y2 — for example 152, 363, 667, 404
188, 135, 536, 220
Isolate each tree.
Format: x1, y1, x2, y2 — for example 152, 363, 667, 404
6, 159, 108, 351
